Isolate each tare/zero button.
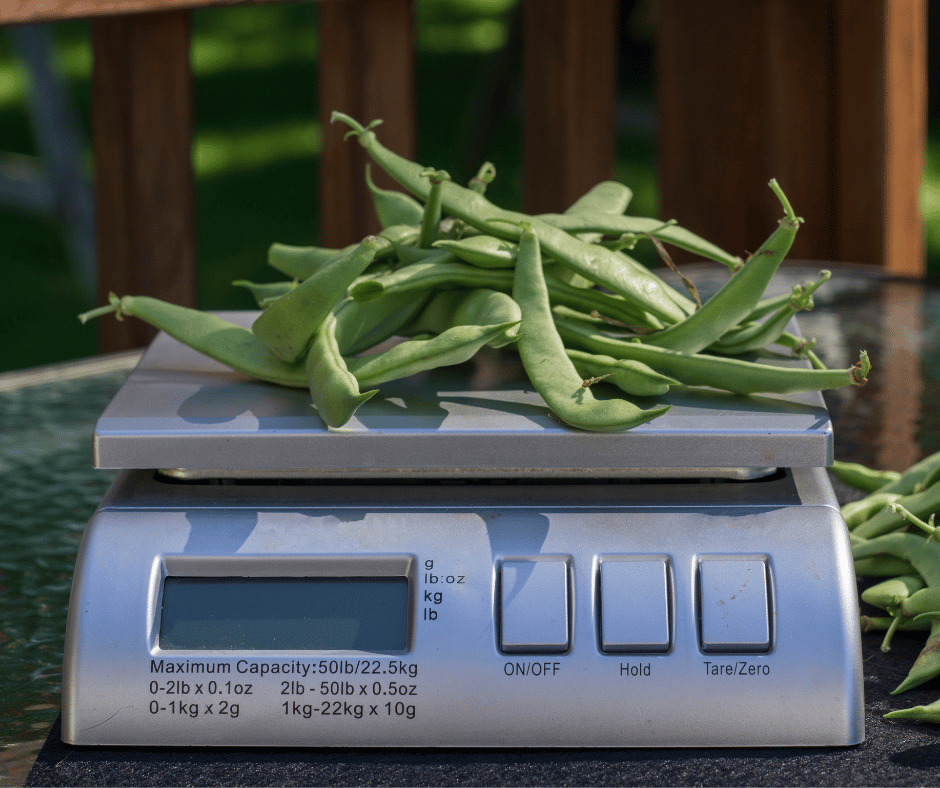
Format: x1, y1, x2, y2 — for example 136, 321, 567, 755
499, 559, 570, 654
698, 557, 772, 653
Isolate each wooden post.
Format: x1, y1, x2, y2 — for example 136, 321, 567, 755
318, 0, 415, 248
522, 0, 617, 215
657, 0, 926, 275
91, 9, 197, 352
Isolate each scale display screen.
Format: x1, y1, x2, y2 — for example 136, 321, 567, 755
158, 576, 409, 651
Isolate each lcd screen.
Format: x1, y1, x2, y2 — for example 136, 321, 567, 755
159, 577, 409, 651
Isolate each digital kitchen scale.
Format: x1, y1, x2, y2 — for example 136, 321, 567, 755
62, 313, 864, 748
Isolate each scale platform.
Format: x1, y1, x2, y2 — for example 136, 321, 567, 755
63, 314, 864, 748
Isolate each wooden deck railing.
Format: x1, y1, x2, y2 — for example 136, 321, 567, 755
1, 0, 927, 353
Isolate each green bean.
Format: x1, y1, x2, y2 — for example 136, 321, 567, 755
639, 180, 802, 354
419, 168, 449, 248
511, 225, 669, 432
392, 244, 456, 267
332, 112, 691, 324
78, 294, 307, 388
883, 695, 940, 723
710, 270, 830, 355
563, 181, 633, 216
861, 575, 927, 611
855, 556, 918, 577
566, 348, 678, 397
852, 480, 940, 539
232, 279, 296, 309
267, 225, 418, 280
842, 491, 903, 528
555, 181, 634, 289
747, 291, 792, 321
554, 315, 870, 395
851, 533, 940, 588
861, 574, 928, 652
773, 332, 826, 370
861, 616, 930, 632
857, 449, 940, 498
468, 161, 496, 195
432, 235, 519, 268
892, 616, 940, 694
349, 259, 664, 330
901, 587, 940, 619
538, 212, 743, 272
887, 502, 937, 538
451, 289, 522, 347
832, 460, 902, 493
348, 321, 520, 388
253, 236, 383, 362
405, 289, 521, 348
365, 163, 424, 227
351, 260, 509, 302
307, 311, 378, 427
334, 291, 432, 356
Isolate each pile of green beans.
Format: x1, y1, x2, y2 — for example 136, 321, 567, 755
79, 113, 871, 430
835, 452, 940, 724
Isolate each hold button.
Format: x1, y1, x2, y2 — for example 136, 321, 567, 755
699, 558, 771, 653
500, 559, 570, 654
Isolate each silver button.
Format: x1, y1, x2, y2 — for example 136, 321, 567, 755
699, 558, 771, 652
500, 559, 569, 653
600, 558, 670, 653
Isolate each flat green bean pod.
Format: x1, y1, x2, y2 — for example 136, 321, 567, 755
432, 235, 518, 268
566, 348, 677, 397
511, 226, 669, 432
554, 181, 634, 289
333, 291, 433, 356
851, 533, 940, 588
232, 279, 296, 309
79, 294, 307, 388
901, 587, 940, 619
640, 180, 802, 354
555, 316, 870, 395
253, 236, 383, 362
365, 163, 424, 227
307, 311, 378, 428
404, 289, 521, 348
851, 480, 940, 539
855, 556, 918, 577
832, 460, 901, 493
267, 225, 418, 280
348, 321, 520, 388
861, 575, 927, 611
891, 617, 940, 694
538, 211, 743, 272
710, 270, 830, 355
884, 695, 940, 723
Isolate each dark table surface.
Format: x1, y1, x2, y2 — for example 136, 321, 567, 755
8, 264, 940, 786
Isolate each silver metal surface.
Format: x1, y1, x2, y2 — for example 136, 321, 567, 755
499, 560, 570, 653
63, 466, 864, 748
599, 559, 671, 653
93, 313, 834, 475
699, 559, 771, 653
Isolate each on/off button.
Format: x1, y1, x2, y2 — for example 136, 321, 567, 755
499, 559, 570, 654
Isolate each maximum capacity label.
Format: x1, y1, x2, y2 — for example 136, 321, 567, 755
146, 658, 420, 723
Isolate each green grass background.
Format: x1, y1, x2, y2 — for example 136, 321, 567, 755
0, 0, 935, 373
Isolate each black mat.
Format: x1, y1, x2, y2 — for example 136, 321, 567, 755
26, 630, 940, 787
